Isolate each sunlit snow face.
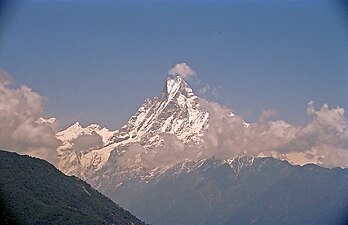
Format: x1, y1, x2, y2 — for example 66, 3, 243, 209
57, 72, 348, 174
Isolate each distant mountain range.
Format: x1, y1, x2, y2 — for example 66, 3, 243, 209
0, 150, 146, 225
109, 155, 348, 225
42, 75, 348, 224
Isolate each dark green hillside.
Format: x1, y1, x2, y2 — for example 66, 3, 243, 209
0, 150, 146, 225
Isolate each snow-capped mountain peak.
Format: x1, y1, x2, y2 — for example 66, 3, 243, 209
57, 122, 113, 143
109, 75, 209, 146
164, 75, 196, 100
57, 76, 211, 178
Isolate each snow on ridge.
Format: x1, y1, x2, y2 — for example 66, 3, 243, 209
224, 153, 255, 175
57, 122, 115, 144
57, 75, 211, 178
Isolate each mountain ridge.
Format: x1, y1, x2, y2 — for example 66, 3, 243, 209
55, 75, 337, 183
56, 75, 212, 181
102, 155, 348, 225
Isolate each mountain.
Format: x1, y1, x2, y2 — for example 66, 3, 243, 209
56, 75, 214, 185
0, 150, 146, 225
54, 75, 348, 225
108, 155, 348, 225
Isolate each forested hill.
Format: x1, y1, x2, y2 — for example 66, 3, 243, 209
0, 150, 147, 225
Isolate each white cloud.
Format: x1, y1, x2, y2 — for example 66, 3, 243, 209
0, 69, 61, 164
72, 131, 103, 152
168, 62, 196, 79
0, 69, 14, 85
198, 83, 219, 97
116, 98, 348, 168
211, 87, 219, 97
118, 133, 199, 169
2, 68, 346, 168
198, 99, 348, 167
276, 102, 348, 167
258, 109, 278, 122
308, 102, 345, 133
199, 84, 210, 94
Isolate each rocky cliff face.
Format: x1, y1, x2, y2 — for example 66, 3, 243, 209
56, 75, 212, 185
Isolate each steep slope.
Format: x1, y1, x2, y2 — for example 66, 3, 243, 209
56, 122, 116, 175
110, 75, 209, 145
0, 150, 146, 225
108, 155, 348, 225
57, 75, 211, 182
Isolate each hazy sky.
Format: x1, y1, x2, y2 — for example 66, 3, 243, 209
0, 0, 347, 129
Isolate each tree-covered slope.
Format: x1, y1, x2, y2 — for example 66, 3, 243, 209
0, 150, 146, 225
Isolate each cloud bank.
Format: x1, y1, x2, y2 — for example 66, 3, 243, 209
118, 99, 348, 169
72, 131, 103, 152
198, 84, 220, 97
168, 63, 196, 79
1, 68, 347, 169
199, 99, 348, 167
0, 70, 61, 164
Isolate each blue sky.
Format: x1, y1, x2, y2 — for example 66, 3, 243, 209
0, 0, 347, 129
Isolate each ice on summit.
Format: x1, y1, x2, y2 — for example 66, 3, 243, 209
57, 75, 210, 177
